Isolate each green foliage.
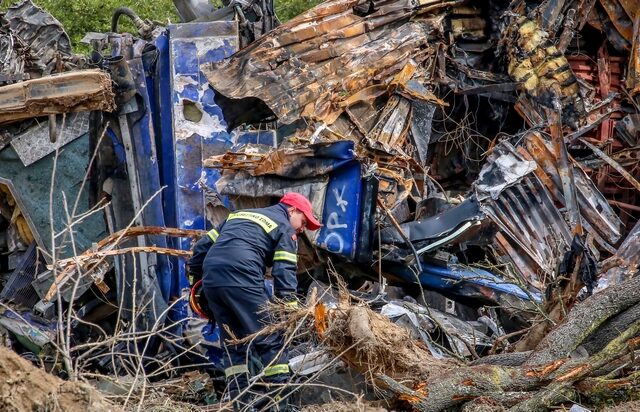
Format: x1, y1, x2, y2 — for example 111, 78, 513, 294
2, 0, 323, 53
275, 0, 323, 21
3, 0, 179, 52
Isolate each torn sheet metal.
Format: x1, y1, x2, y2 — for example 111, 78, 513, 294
477, 143, 572, 288
0, 311, 55, 354
205, 140, 356, 178
381, 300, 493, 358
216, 171, 328, 201
0, 70, 114, 125
384, 260, 542, 307
475, 136, 623, 289
524, 133, 622, 247
10, 112, 89, 166
593, 0, 638, 51
380, 197, 483, 246
4, 0, 74, 76
0, 16, 28, 82
598, 220, 640, 289
202, 0, 448, 126
626, 3, 640, 94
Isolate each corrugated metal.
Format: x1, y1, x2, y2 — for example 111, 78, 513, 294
477, 136, 623, 289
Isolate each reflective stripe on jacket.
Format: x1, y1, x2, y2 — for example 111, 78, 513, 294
202, 203, 298, 297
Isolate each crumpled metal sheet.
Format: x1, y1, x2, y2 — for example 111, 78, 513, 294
4, 0, 73, 76
598, 220, 640, 288
205, 141, 356, 177
523, 132, 622, 248
0, 16, 28, 81
475, 132, 624, 289
381, 300, 493, 358
624, 2, 640, 94
476, 141, 573, 288
202, 0, 449, 125
593, 0, 639, 50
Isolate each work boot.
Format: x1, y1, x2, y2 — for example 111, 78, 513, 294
252, 381, 298, 411
229, 389, 257, 412
226, 369, 255, 412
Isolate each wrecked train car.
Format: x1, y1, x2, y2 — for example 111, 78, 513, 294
0, 0, 639, 403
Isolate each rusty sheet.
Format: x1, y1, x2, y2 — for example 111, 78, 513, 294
626, 9, 640, 94
524, 132, 622, 248
202, 0, 451, 126
474, 130, 624, 289
0, 70, 114, 125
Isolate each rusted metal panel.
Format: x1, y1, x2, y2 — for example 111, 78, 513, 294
626, 9, 640, 94
201, 0, 448, 126
0, 70, 115, 125
598, 0, 635, 42
524, 132, 622, 247
475, 142, 572, 287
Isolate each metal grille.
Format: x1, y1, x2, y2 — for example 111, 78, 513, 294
0, 242, 44, 308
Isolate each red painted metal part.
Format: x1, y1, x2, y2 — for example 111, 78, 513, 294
568, 44, 639, 233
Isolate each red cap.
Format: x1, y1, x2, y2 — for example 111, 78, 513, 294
280, 192, 322, 231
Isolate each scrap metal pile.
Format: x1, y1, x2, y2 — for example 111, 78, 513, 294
0, 0, 639, 410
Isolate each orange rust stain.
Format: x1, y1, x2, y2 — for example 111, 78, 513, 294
462, 378, 474, 386
629, 336, 640, 348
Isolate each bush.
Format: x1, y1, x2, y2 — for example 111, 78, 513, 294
275, 0, 323, 21
3, 0, 323, 52
4, 0, 178, 51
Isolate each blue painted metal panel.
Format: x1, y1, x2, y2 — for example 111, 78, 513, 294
155, 32, 178, 231
119, 40, 172, 301
165, 22, 238, 303
389, 262, 542, 303
315, 161, 363, 260
162, 23, 239, 364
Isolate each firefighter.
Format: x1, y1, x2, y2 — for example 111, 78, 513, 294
187, 192, 321, 411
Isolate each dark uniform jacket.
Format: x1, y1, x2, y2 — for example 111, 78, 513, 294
188, 203, 298, 298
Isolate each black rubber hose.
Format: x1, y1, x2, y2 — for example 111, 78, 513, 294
111, 7, 143, 33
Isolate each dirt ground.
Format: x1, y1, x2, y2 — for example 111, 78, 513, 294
0, 346, 119, 412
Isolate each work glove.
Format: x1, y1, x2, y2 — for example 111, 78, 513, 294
276, 292, 300, 309
186, 269, 202, 288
